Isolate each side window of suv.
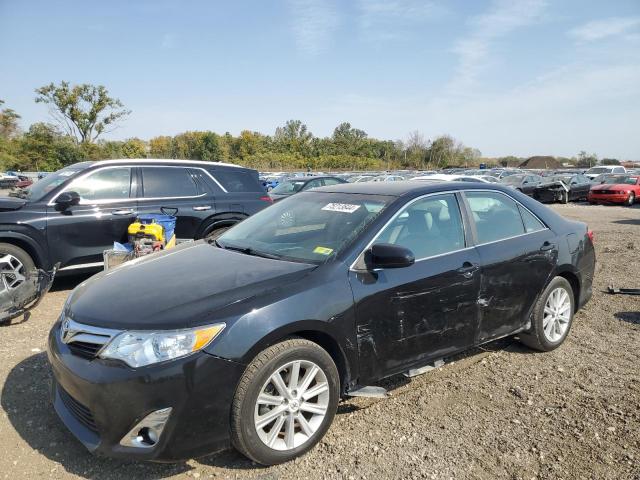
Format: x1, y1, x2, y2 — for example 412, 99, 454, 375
213, 170, 263, 192
70, 167, 132, 202
465, 192, 525, 244
142, 167, 198, 198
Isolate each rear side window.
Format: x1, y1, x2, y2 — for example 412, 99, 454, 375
142, 167, 198, 198
322, 178, 343, 186
465, 192, 525, 244
213, 170, 263, 192
518, 205, 545, 233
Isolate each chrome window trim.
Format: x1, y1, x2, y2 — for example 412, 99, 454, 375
349, 190, 469, 271
48, 164, 227, 206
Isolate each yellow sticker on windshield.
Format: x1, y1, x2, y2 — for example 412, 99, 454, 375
313, 246, 334, 255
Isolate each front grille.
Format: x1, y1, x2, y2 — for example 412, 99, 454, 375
593, 190, 614, 194
60, 317, 119, 360
67, 341, 104, 360
59, 386, 98, 432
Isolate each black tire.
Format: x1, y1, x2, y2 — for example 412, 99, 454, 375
626, 192, 635, 206
231, 338, 340, 465
204, 226, 231, 240
560, 190, 569, 204
519, 276, 575, 352
0, 243, 35, 292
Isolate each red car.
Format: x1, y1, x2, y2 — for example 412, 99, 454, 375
588, 175, 640, 206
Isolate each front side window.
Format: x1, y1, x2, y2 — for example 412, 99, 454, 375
142, 167, 198, 198
218, 192, 393, 263
375, 194, 465, 259
271, 180, 306, 194
303, 179, 323, 190
69, 167, 132, 202
465, 191, 525, 244
322, 178, 343, 186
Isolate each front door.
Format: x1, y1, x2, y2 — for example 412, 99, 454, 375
46, 166, 137, 269
349, 193, 481, 383
463, 191, 557, 342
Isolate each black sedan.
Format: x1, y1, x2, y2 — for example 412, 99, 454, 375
533, 173, 591, 203
500, 173, 543, 196
48, 181, 595, 465
268, 176, 346, 201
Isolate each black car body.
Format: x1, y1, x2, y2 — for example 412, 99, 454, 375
501, 173, 543, 196
268, 176, 346, 202
48, 181, 595, 463
0, 159, 271, 274
533, 173, 591, 203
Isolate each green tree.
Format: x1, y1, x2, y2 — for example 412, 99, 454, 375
35, 81, 130, 143
274, 120, 313, 155
0, 100, 21, 139
121, 138, 147, 158
576, 151, 597, 168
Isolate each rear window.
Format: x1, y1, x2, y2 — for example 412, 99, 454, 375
142, 167, 198, 198
213, 170, 263, 192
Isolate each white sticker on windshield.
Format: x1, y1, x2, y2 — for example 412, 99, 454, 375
322, 203, 361, 213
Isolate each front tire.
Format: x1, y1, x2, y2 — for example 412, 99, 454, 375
519, 276, 574, 352
0, 243, 34, 293
231, 339, 339, 465
626, 192, 635, 206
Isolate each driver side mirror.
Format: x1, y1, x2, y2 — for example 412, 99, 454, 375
365, 243, 415, 269
55, 191, 80, 208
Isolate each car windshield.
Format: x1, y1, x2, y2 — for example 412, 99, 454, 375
271, 180, 307, 194
602, 175, 637, 185
21, 165, 90, 201
217, 192, 393, 263
586, 167, 610, 174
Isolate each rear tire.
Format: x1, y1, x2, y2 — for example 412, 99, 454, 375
204, 226, 231, 240
231, 339, 339, 465
519, 276, 574, 352
0, 243, 35, 293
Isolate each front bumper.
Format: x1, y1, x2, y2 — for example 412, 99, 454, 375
588, 192, 629, 204
47, 320, 245, 461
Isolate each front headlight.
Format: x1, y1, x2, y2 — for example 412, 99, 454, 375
100, 323, 225, 368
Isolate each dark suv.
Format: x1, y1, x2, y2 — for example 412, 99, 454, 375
0, 159, 271, 284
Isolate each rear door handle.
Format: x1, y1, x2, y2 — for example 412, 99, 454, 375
540, 241, 555, 251
193, 205, 212, 211
112, 209, 135, 216
457, 261, 479, 278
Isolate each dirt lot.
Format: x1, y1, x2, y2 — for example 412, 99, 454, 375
0, 203, 638, 480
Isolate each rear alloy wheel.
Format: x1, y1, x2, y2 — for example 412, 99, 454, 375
519, 276, 574, 351
626, 192, 635, 206
0, 243, 34, 294
231, 339, 339, 465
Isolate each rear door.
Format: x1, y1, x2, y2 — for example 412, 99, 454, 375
46, 166, 137, 269
463, 191, 557, 343
136, 166, 212, 240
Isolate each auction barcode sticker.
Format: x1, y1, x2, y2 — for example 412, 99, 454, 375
322, 203, 361, 213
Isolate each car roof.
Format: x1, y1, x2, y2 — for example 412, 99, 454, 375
313, 179, 510, 197
89, 158, 243, 168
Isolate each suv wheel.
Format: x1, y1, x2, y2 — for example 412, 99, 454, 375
0, 243, 35, 293
231, 339, 339, 465
204, 226, 231, 240
519, 276, 574, 352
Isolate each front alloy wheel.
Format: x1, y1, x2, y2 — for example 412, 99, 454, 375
231, 339, 339, 465
0, 253, 27, 292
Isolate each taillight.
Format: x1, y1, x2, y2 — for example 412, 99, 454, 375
587, 230, 594, 243
259, 195, 273, 203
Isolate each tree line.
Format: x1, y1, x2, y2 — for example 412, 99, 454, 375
0, 81, 611, 173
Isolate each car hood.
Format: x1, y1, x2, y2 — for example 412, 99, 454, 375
66, 241, 316, 330
0, 197, 27, 211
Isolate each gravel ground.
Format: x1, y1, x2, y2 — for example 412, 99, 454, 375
0, 202, 638, 480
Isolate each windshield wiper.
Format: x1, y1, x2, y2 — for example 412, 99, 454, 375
219, 243, 283, 260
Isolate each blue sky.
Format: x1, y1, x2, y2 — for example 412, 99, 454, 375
1, 0, 639, 159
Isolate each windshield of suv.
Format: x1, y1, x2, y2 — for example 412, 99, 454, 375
586, 167, 610, 174
270, 180, 307, 195
602, 175, 637, 185
22, 165, 90, 201
217, 192, 393, 263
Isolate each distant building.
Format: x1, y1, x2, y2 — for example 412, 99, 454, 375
519, 156, 561, 169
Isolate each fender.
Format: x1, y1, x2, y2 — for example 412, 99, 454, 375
0, 230, 48, 269
196, 212, 248, 239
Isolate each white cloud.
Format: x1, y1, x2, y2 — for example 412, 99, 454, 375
287, 0, 340, 55
449, 0, 547, 93
569, 16, 640, 43
357, 0, 447, 40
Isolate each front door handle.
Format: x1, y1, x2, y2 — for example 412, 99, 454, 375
457, 261, 479, 278
112, 209, 135, 216
540, 241, 555, 251
193, 205, 212, 211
